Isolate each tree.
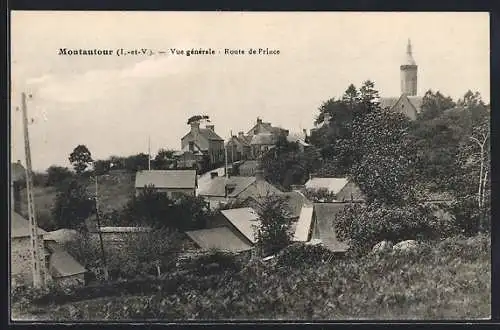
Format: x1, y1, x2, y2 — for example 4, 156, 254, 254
154, 148, 176, 170
187, 115, 210, 125
124, 153, 150, 172
52, 179, 95, 229
349, 108, 416, 205
309, 81, 382, 176
253, 195, 294, 257
93, 160, 111, 175
46, 165, 75, 187
121, 186, 210, 230
417, 90, 456, 120
69, 145, 93, 174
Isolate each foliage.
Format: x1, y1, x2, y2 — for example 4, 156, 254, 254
46, 165, 75, 187
349, 108, 416, 205
310, 81, 381, 177
154, 149, 176, 170
51, 179, 95, 230
121, 186, 210, 230
93, 160, 111, 176
253, 195, 295, 257
124, 153, 150, 172
417, 90, 457, 120
335, 202, 457, 252
261, 138, 321, 189
302, 188, 337, 202
69, 145, 93, 174
187, 115, 210, 125
275, 243, 337, 268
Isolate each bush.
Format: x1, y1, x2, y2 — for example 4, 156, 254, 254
445, 196, 490, 235
275, 243, 336, 268
46, 166, 74, 187
335, 202, 457, 252
178, 249, 243, 275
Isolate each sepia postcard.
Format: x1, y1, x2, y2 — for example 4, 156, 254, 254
9, 11, 491, 322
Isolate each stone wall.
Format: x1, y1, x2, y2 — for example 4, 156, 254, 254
11, 236, 50, 287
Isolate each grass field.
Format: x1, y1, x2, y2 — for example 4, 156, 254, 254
18, 171, 135, 230
12, 234, 490, 321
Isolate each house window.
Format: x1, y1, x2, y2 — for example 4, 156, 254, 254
189, 142, 194, 152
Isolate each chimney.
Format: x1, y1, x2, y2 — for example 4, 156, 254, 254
206, 125, 214, 131
257, 117, 262, 125
238, 131, 244, 138
190, 121, 200, 140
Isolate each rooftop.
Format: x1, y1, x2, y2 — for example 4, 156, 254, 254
11, 211, 47, 238
197, 176, 256, 197
220, 207, 260, 244
313, 203, 350, 252
185, 227, 253, 253
305, 177, 349, 194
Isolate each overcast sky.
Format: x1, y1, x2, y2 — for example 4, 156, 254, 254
10, 11, 490, 171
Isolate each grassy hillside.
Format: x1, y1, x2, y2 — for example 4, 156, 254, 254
13, 234, 490, 321
18, 171, 135, 230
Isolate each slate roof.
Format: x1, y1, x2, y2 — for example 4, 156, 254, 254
11, 211, 46, 238
185, 227, 253, 253
11, 162, 26, 183
407, 96, 424, 113
313, 203, 350, 252
292, 205, 314, 242
282, 191, 311, 218
199, 128, 224, 141
197, 176, 256, 197
135, 170, 197, 189
305, 177, 349, 194
43, 229, 79, 244
220, 207, 260, 244
46, 244, 87, 277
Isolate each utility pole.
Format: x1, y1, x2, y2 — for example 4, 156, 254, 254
230, 130, 234, 163
148, 136, 151, 170
21, 92, 46, 289
94, 172, 109, 281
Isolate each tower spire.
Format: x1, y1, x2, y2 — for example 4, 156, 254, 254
407, 38, 412, 55
400, 38, 418, 96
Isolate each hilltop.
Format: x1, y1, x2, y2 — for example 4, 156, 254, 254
19, 170, 136, 230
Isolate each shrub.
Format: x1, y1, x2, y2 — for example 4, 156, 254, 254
178, 249, 243, 276
335, 202, 457, 252
275, 243, 336, 268
46, 166, 75, 187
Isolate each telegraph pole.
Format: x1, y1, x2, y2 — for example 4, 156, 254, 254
94, 171, 109, 281
148, 136, 151, 170
21, 92, 46, 289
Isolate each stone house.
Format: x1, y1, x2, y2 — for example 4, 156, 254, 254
181, 121, 225, 168
11, 161, 26, 214
245, 117, 289, 159
11, 211, 86, 288
226, 132, 252, 162
196, 169, 282, 210
135, 170, 197, 199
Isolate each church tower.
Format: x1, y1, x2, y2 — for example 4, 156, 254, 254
400, 39, 418, 96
